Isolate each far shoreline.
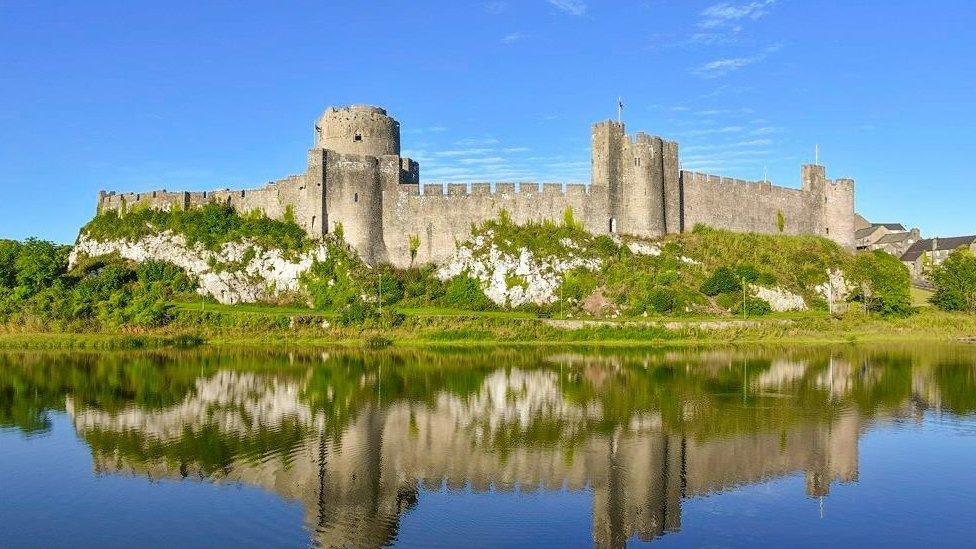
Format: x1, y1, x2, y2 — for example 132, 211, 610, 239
1, 308, 974, 352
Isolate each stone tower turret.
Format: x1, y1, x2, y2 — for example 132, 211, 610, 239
591, 121, 672, 238
315, 105, 400, 157
802, 164, 855, 249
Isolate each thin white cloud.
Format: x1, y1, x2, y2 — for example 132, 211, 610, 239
689, 44, 781, 78
407, 126, 448, 134
750, 126, 783, 135
547, 0, 587, 16
435, 148, 495, 157
484, 1, 508, 14
501, 32, 524, 44
681, 125, 745, 137
690, 56, 758, 78
700, 1, 777, 29
454, 137, 500, 146
458, 157, 507, 165
503, 147, 531, 153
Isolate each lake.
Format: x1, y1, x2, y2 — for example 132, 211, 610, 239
1, 344, 975, 548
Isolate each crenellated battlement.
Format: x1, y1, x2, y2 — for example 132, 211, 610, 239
93, 102, 857, 266
407, 182, 594, 198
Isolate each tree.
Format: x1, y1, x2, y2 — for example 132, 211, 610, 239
848, 250, 913, 316
14, 238, 70, 297
776, 210, 786, 233
930, 247, 976, 312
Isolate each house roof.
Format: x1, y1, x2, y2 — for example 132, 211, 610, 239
901, 235, 976, 262
855, 223, 908, 241
855, 226, 883, 239
875, 232, 912, 245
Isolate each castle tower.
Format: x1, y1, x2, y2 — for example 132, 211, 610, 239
623, 133, 665, 236
662, 140, 681, 234
802, 164, 855, 249
322, 149, 388, 264
592, 121, 624, 234
315, 105, 400, 157
591, 122, 670, 237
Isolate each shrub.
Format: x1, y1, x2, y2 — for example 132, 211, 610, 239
81, 202, 308, 253
647, 287, 681, 314
848, 250, 913, 316
930, 248, 976, 312
736, 296, 773, 316
715, 292, 741, 311
300, 246, 364, 310
443, 274, 493, 310
701, 267, 741, 296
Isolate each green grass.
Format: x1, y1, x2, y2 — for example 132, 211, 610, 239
911, 286, 934, 308
398, 306, 536, 319
0, 331, 204, 350
5, 307, 971, 351
172, 300, 334, 317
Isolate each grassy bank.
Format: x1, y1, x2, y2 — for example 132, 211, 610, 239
3, 306, 974, 351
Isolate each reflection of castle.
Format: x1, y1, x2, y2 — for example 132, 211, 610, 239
68, 365, 861, 548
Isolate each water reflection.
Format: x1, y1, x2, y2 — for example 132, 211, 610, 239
2, 345, 975, 547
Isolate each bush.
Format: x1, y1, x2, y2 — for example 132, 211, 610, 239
443, 274, 493, 310
701, 267, 741, 296
81, 202, 309, 253
301, 249, 363, 310
930, 248, 976, 312
848, 250, 913, 316
647, 287, 682, 314
736, 296, 772, 316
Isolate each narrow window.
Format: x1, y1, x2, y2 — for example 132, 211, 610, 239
609, 218, 616, 233
354, 193, 359, 203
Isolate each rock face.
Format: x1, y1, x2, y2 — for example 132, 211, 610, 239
436, 230, 601, 307
70, 232, 330, 304
750, 284, 807, 312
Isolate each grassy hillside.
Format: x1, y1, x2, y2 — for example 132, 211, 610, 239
466, 214, 856, 317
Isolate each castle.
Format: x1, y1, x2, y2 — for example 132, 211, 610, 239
96, 104, 856, 266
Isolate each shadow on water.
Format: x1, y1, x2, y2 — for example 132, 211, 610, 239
1, 343, 975, 547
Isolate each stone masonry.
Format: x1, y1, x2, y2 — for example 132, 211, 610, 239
96, 104, 856, 267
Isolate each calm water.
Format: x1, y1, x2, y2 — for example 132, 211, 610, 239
2, 345, 976, 548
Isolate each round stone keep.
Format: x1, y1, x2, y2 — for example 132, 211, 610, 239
315, 105, 400, 157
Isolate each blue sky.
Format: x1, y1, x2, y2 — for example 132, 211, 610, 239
1, 0, 974, 243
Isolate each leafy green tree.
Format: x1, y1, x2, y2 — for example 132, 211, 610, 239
930, 247, 976, 312
848, 250, 913, 316
14, 238, 70, 297
0, 239, 22, 288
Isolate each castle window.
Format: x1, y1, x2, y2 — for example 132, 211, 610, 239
354, 132, 363, 142
354, 193, 359, 203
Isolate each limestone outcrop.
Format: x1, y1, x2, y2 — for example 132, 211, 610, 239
70, 232, 330, 305
436, 229, 601, 307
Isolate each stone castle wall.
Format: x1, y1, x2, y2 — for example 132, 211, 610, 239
382, 181, 609, 267
93, 104, 857, 265
680, 171, 821, 236
97, 171, 324, 237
